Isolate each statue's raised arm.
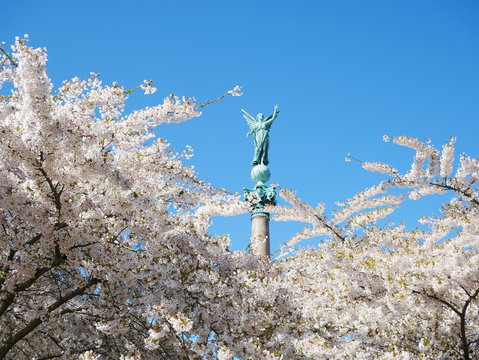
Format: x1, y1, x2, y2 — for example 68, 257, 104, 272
263, 105, 279, 128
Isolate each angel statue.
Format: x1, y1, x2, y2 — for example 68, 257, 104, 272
241, 105, 279, 166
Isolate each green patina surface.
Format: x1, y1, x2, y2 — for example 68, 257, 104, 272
242, 105, 279, 217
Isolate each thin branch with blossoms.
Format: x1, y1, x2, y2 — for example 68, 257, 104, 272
196, 85, 243, 109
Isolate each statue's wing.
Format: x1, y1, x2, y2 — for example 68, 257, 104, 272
241, 109, 257, 129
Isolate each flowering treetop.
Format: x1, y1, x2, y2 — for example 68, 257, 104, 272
2, 37, 479, 360
1, 37, 298, 360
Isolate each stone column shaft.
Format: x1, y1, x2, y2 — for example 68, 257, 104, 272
251, 214, 270, 259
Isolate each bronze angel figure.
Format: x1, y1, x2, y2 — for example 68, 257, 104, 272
241, 105, 279, 166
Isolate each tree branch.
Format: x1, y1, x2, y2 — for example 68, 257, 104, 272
317, 216, 347, 242
431, 181, 479, 208
0, 255, 66, 317
0, 46, 18, 67
0, 277, 99, 359
36, 151, 64, 217
413, 290, 461, 316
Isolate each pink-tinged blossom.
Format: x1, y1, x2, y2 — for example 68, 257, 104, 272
392, 135, 436, 156
217, 347, 234, 360
139, 80, 157, 95
439, 139, 455, 178
168, 313, 193, 333
362, 161, 398, 176
78, 351, 100, 360
409, 185, 446, 200
227, 85, 243, 97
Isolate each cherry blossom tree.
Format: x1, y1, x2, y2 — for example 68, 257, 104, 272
274, 136, 479, 359
2, 37, 479, 360
0, 38, 303, 360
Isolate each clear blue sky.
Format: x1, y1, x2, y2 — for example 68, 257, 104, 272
3, 1, 479, 252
